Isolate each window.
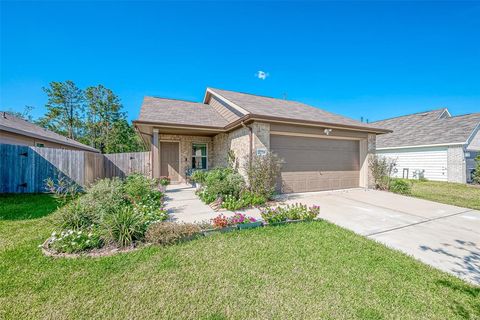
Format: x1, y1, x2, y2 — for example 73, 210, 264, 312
192, 143, 207, 169
36, 143, 45, 147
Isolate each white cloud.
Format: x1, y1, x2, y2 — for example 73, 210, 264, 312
255, 71, 269, 80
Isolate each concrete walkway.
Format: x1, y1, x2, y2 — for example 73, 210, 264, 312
164, 184, 262, 223
165, 185, 480, 285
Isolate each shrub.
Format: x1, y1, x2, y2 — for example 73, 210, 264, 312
221, 191, 267, 210
473, 154, 480, 184
145, 222, 201, 245
55, 199, 99, 230
49, 228, 102, 254
191, 170, 207, 184
240, 191, 267, 206
45, 176, 81, 206
86, 178, 126, 215
123, 173, 159, 202
56, 178, 126, 230
369, 155, 397, 190
244, 153, 282, 199
197, 168, 245, 204
133, 201, 168, 227
260, 204, 320, 224
198, 187, 219, 204
390, 179, 412, 195
102, 207, 146, 247
159, 176, 171, 186
222, 194, 246, 211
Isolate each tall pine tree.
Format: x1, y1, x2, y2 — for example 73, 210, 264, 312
38, 81, 84, 139
84, 85, 122, 152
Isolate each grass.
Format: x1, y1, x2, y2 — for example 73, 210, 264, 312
0, 193, 58, 220
407, 180, 480, 210
1, 195, 479, 319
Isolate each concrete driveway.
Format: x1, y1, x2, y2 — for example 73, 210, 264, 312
280, 188, 480, 285
166, 185, 479, 285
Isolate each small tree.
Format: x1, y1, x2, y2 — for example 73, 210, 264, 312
243, 152, 282, 198
472, 154, 480, 184
369, 155, 397, 190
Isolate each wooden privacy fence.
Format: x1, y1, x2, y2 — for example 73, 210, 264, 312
0, 144, 151, 193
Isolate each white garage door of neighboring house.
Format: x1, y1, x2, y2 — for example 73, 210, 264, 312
271, 134, 360, 193
377, 146, 448, 181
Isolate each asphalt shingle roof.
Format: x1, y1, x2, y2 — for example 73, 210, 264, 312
0, 112, 99, 152
138, 97, 228, 128
136, 88, 388, 133
372, 109, 480, 149
209, 88, 378, 129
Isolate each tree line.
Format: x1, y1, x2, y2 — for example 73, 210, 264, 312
12, 81, 144, 154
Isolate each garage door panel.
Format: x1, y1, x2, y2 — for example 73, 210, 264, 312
271, 135, 360, 193
279, 151, 360, 171
279, 171, 359, 193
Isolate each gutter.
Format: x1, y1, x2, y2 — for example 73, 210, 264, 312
133, 112, 392, 136
376, 142, 465, 151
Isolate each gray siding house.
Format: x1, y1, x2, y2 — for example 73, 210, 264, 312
134, 88, 390, 193
372, 109, 480, 183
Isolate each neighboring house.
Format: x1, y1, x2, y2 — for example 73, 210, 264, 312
134, 88, 389, 193
0, 112, 99, 152
372, 109, 480, 183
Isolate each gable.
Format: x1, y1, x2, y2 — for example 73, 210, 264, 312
467, 124, 480, 151
207, 96, 244, 123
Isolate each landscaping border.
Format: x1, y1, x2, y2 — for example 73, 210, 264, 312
41, 219, 322, 258
41, 237, 147, 258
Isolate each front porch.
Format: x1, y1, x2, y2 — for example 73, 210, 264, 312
154, 134, 214, 183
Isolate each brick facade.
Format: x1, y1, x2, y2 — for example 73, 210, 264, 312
158, 134, 213, 183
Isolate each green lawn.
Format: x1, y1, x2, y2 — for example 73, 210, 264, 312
408, 180, 480, 210
1, 194, 479, 319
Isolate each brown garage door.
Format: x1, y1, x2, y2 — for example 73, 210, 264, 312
271, 135, 360, 193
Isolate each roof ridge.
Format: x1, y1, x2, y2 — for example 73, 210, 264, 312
210, 88, 375, 126
208, 87, 292, 103
144, 96, 206, 105
371, 108, 448, 123
447, 112, 480, 119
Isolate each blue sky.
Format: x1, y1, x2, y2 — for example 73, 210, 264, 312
1, 1, 479, 122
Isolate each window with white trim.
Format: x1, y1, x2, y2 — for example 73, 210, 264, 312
192, 143, 207, 169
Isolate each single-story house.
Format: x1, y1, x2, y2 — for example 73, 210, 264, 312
134, 88, 389, 193
0, 112, 99, 152
372, 109, 480, 183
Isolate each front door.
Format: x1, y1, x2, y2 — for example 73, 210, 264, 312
160, 142, 180, 182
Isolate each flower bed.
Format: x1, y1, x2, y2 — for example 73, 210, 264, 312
42, 174, 169, 257
260, 204, 320, 224
191, 152, 283, 211
43, 192, 321, 257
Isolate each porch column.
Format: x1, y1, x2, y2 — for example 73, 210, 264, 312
152, 129, 160, 178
